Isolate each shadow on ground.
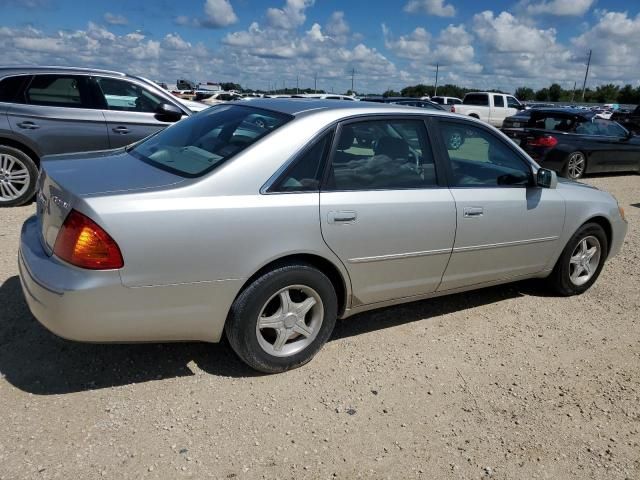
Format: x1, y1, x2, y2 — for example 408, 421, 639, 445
0, 275, 547, 395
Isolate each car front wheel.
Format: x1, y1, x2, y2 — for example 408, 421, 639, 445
548, 222, 608, 296
0, 145, 38, 207
564, 151, 587, 180
225, 263, 338, 373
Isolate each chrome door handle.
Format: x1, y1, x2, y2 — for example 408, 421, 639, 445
463, 207, 484, 218
112, 126, 130, 134
328, 211, 357, 224
17, 121, 39, 130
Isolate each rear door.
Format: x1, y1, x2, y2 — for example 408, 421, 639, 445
575, 118, 638, 173
490, 94, 506, 127
93, 77, 186, 149
319, 117, 456, 305
7, 74, 109, 156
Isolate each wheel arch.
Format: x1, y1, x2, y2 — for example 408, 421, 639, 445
235, 253, 350, 317
583, 215, 613, 256
0, 137, 41, 166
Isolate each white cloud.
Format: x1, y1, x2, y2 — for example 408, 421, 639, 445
325, 11, 349, 43
382, 24, 431, 60
523, 0, 595, 16
103, 13, 128, 25
162, 33, 191, 51
202, 0, 238, 28
473, 10, 557, 53
403, 0, 456, 18
267, 0, 314, 30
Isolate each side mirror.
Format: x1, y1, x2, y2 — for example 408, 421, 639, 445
537, 168, 557, 189
156, 103, 183, 122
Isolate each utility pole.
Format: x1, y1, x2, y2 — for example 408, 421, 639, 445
296, 75, 299, 94
434, 63, 439, 97
314, 73, 317, 93
571, 81, 577, 103
581, 49, 592, 102
351, 68, 355, 94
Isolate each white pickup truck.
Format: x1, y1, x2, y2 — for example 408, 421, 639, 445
451, 92, 524, 128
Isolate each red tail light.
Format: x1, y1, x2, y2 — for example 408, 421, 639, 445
53, 210, 124, 270
527, 135, 558, 148
450, 105, 456, 113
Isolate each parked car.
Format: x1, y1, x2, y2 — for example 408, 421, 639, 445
200, 92, 244, 105
452, 92, 524, 128
611, 105, 640, 135
389, 99, 445, 110
291, 94, 356, 101
501, 109, 532, 132
431, 96, 463, 107
0, 66, 199, 207
19, 100, 627, 373
503, 108, 640, 179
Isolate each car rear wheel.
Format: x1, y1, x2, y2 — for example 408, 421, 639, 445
225, 263, 338, 373
0, 146, 38, 207
548, 222, 608, 296
564, 152, 586, 180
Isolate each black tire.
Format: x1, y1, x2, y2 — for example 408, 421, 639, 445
548, 222, 608, 296
469, 114, 480, 119
562, 151, 587, 180
0, 145, 38, 207
225, 263, 338, 373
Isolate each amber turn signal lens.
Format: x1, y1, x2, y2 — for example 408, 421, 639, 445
53, 210, 124, 270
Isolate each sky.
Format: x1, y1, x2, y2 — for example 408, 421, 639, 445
1, 0, 640, 94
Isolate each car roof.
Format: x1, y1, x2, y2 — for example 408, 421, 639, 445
530, 108, 595, 118
0, 65, 128, 77
228, 98, 458, 120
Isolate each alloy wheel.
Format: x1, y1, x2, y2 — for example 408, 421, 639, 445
256, 285, 324, 357
0, 153, 30, 203
567, 152, 586, 179
569, 235, 601, 286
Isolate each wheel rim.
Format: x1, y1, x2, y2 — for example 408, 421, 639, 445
0, 153, 30, 202
256, 285, 324, 358
567, 152, 585, 179
448, 132, 462, 150
569, 235, 601, 286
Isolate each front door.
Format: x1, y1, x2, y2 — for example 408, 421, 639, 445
319, 118, 456, 306
93, 77, 184, 149
7, 74, 109, 156
435, 119, 565, 291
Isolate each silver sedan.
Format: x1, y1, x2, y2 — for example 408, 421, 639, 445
19, 100, 628, 372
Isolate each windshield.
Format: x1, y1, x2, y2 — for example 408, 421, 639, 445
130, 105, 291, 177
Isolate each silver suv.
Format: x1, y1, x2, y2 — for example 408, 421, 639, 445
0, 66, 198, 206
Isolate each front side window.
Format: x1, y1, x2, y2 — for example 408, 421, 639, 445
440, 121, 531, 187
130, 105, 291, 177
507, 96, 521, 109
26, 75, 94, 108
272, 132, 332, 192
593, 119, 627, 137
96, 77, 165, 113
493, 95, 505, 108
326, 119, 437, 191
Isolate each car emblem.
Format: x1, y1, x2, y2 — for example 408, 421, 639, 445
51, 194, 70, 211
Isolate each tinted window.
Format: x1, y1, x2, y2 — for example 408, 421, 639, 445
493, 95, 505, 108
529, 114, 576, 132
440, 121, 531, 187
96, 78, 165, 113
0, 75, 29, 103
130, 105, 290, 177
26, 75, 94, 108
272, 132, 332, 192
451, 99, 462, 104
432, 97, 445, 104
593, 119, 628, 137
464, 94, 489, 106
326, 120, 437, 191
506, 96, 521, 109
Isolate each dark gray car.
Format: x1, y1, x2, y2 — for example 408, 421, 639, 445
0, 66, 196, 206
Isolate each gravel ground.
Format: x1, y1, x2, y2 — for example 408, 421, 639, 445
0, 175, 638, 480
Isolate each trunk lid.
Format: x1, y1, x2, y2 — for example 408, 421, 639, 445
37, 149, 185, 254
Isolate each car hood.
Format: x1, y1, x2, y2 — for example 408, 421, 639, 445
557, 177, 599, 191
41, 148, 185, 197
177, 98, 210, 112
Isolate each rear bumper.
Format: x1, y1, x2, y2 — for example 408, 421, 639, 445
19, 216, 241, 343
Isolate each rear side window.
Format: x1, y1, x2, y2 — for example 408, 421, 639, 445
271, 132, 332, 192
26, 75, 95, 108
440, 121, 531, 187
464, 94, 489, 106
529, 115, 576, 132
493, 95, 505, 108
0, 75, 29, 103
325, 119, 437, 191
96, 78, 165, 113
432, 97, 444, 104
130, 105, 291, 177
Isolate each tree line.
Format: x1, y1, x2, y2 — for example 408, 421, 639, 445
513, 83, 640, 104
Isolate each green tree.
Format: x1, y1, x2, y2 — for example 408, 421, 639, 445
594, 84, 620, 103
617, 84, 639, 104
514, 87, 535, 100
535, 88, 550, 101
549, 83, 563, 102
382, 89, 401, 97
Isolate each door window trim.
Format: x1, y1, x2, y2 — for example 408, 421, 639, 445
321, 114, 447, 192
431, 117, 537, 189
